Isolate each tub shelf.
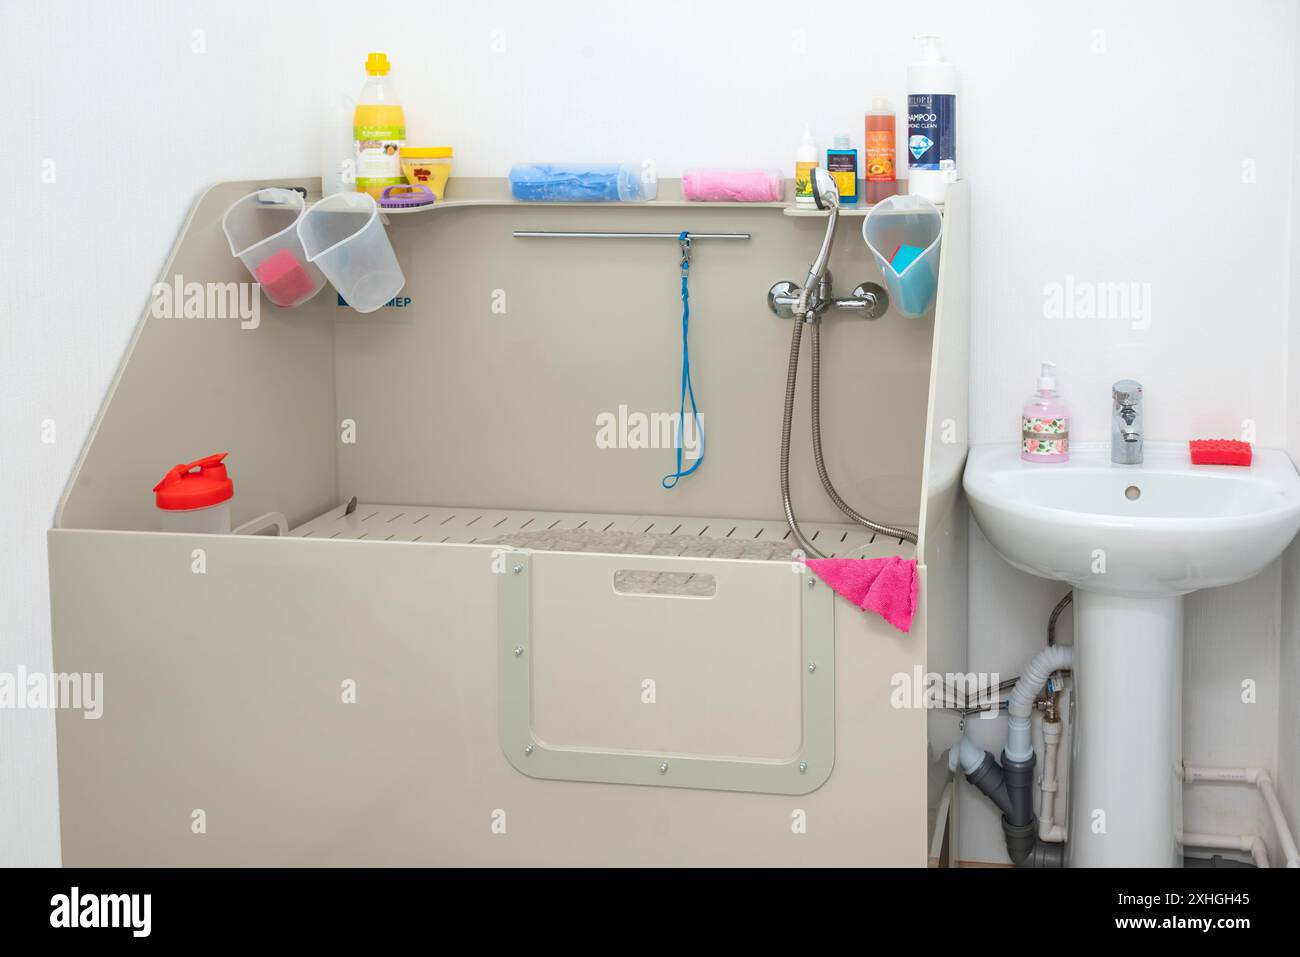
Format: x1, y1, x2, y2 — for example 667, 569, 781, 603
307, 176, 941, 218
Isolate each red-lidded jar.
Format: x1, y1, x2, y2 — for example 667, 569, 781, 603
153, 453, 234, 533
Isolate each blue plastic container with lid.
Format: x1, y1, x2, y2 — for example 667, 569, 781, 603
507, 163, 657, 202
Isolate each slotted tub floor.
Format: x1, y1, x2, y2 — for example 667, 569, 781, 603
289, 502, 915, 561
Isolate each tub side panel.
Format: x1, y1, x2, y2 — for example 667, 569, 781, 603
916, 180, 970, 847
56, 178, 337, 534
51, 529, 924, 865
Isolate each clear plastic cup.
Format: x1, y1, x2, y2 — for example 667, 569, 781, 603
154, 453, 234, 534
297, 191, 405, 313
862, 194, 944, 317
160, 500, 231, 534
221, 188, 327, 308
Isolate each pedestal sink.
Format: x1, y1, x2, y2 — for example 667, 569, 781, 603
964, 441, 1300, 867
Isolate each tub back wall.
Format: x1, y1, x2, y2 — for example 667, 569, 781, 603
335, 199, 933, 524
59, 179, 934, 531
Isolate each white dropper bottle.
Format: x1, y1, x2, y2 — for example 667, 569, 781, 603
795, 125, 819, 208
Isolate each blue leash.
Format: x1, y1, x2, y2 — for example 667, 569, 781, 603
662, 231, 705, 488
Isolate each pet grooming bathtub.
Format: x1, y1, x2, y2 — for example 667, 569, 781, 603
49, 177, 970, 865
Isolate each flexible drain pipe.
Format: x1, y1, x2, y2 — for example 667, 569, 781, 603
1006, 644, 1073, 762
950, 643, 1074, 866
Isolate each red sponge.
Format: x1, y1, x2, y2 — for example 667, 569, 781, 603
1189, 439, 1252, 466
254, 248, 316, 307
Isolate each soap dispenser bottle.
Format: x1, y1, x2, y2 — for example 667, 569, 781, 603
1021, 362, 1069, 463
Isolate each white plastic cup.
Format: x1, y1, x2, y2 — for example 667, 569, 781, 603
160, 500, 231, 534
154, 453, 234, 534
221, 188, 327, 308
862, 194, 944, 317
297, 191, 405, 313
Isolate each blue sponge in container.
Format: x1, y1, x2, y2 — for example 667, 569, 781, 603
508, 163, 657, 202
861, 194, 943, 317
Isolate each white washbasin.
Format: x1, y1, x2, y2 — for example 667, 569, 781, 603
964, 442, 1300, 597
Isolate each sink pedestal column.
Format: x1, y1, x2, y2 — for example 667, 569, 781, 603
1066, 590, 1184, 868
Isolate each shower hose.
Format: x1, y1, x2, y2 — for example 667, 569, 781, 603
780, 317, 919, 559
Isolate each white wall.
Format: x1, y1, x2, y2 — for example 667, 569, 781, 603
1277, 0, 1300, 871
3, 0, 1298, 865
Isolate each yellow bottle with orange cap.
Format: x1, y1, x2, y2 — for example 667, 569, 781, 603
354, 52, 406, 199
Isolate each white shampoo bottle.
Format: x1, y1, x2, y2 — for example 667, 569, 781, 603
906, 34, 958, 204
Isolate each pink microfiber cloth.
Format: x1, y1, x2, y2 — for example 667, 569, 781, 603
681, 168, 784, 202
806, 556, 919, 633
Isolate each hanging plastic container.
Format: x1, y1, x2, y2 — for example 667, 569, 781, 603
297, 191, 405, 313
221, 188, 327, 308
862, 194, 943, 317
507, 163, 657, 202
153, 452, 234, 534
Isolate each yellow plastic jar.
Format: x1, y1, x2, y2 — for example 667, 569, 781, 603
400, 147, 453, 200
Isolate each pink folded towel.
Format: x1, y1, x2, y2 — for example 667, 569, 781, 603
681, 168, 784, 202
806, 556, 919, 633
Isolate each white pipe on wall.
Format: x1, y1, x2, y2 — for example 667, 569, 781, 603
1257, 776, 1300, 868
1182, 831, 1270, 869
1184, 765, 1300, 868
1038, 718, 1067, 843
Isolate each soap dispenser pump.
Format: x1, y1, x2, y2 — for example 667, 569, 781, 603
1021, 361, 1069, 463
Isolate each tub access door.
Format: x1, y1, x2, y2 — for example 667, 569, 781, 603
498, 550, 835, 794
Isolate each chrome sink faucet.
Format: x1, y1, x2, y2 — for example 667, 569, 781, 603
1112, 379, 1143, 464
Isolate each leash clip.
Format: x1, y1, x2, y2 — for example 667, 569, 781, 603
679, 231, 691, 274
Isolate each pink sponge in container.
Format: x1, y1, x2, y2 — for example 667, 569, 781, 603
1189, 439, 1252, 466
254, 248, 317, 307
682, 168, 784, 203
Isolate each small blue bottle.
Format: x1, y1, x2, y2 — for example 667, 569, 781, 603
826, 135, 858, 205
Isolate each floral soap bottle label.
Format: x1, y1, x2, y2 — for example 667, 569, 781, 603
1022, 415, 1068, 456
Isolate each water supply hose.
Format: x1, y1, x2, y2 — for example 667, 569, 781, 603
780, 316, 918, 557
809, 322, 918, 545
780, 318, 822, 558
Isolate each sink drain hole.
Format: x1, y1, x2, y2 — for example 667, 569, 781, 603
1124, 485, 1141, 501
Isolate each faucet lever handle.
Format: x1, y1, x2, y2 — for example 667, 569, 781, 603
1112, 379, 1143, 406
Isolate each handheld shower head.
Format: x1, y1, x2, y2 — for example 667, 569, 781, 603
811, 165, 841, 211
805, 167, 841, 291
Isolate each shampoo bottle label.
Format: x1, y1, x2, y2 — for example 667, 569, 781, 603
907, 94, 956, 172
865, 130, 895, 181
795, 161, 817, 201
1022, 415, 1068, 456
826, 153, 857, 202
354, 123, 406, 193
